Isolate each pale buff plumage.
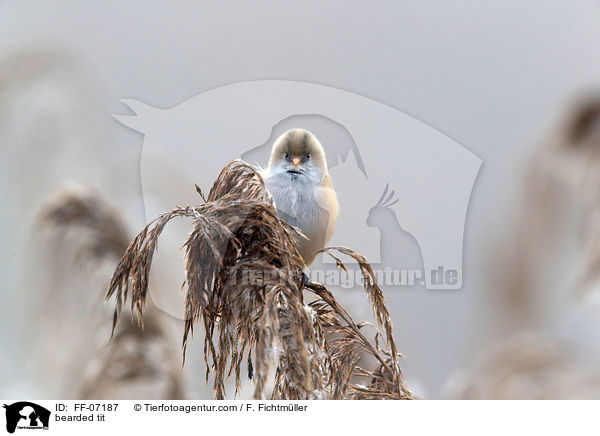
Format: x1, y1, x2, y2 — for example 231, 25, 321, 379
261, 129, 339, 266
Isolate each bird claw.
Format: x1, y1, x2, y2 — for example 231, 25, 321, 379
301, 272, 310, 287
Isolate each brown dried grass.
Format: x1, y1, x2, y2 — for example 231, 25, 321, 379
107, 160, 412, 400
489, 94, 600, 332
38, 183, 183, 400
448, 332, 600, 400
458, 95, 600, 399
38, 183, 130, 261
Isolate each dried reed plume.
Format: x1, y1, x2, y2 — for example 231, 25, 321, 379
448, 333, 600, 399
38, 184, 130, 260
107, 160, 412, 400
489, 94, 600, 333
38, 183, 182, 399
455, 95, 600, 400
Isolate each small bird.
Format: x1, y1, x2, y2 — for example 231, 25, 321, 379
262, 129, 339, 266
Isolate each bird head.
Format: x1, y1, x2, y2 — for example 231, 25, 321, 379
267, 128, 328, 184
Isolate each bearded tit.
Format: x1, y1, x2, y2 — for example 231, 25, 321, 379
261, 129, 339, 266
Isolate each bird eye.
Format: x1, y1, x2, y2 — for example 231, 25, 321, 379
306, 153, 310, 159
284, 153, 290, 160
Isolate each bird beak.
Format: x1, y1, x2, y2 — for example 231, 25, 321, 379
292, 157, 302, 166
